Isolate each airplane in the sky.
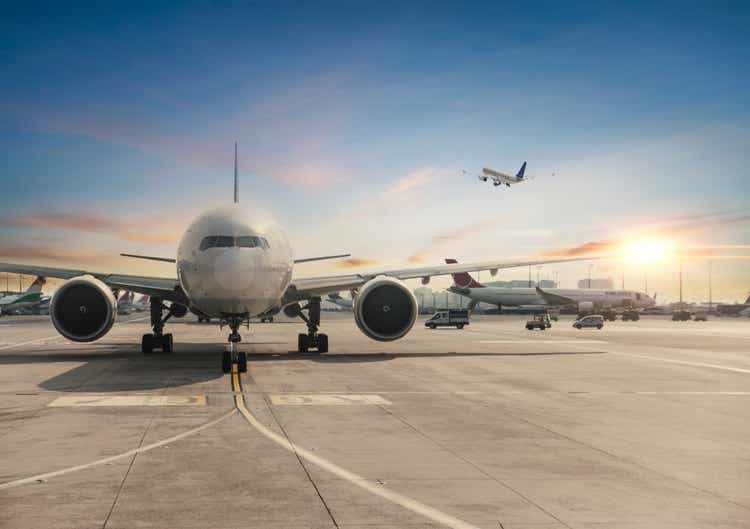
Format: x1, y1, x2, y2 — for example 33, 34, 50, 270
475, 161, 531, 187
0, 145, 591, 373
445, 259, 655, 314
0, 277, 45, 316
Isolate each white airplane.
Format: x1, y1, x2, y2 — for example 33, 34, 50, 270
0, 145, 590, 373
475, 161, 531, 187
445, 259, 655, 313
0, 277, 45, 316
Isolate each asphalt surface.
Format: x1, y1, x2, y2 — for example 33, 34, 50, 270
1, 312, 749, 529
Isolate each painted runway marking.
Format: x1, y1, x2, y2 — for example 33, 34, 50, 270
476, 339, 607, 344
269, 394, 390, 406
612, 351, 750, 375
0, 335, 62, 351
48, 395, 206, 407
0, 409, 234, 491
232, 369, 481, 529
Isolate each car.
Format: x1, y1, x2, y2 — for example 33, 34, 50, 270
526, 313, 551, 330
573, 314, 604, 330
425, 309, 470, 329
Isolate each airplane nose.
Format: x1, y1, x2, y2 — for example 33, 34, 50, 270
213, 249, 258, 291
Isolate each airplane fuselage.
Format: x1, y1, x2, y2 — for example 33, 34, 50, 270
176, 205, 294, 318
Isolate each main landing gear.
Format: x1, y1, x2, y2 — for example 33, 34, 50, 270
296, 297, 328, 353
221, 316, 247, 374
142, 297, 174, 354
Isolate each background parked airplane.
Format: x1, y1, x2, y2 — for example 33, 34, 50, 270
0, 277, 45, 316
445, 259, 654, 313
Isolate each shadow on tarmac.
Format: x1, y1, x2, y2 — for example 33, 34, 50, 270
247, 350, 607, 363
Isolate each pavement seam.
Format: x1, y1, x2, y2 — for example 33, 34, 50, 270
494, 400, 750, 513
262, 393, 341, 528
373, 402, 574, 529
101, 415, 155, 529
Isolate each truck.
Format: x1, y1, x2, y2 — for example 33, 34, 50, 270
425, 309, 470, 329
526, 313, 551, 330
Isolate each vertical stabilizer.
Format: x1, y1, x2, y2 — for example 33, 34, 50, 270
445, 259, 485, 288
516, 161, 527, 179
233, 142, 239, 204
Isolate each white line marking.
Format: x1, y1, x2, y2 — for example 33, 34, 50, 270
269, 394, 391, 406
0, 409, 234, 491
476, 339, 606, 344
48, 395, 206, 407
233, 379, 480, 529
612, 351, 750, 375
0, 335, 62, 351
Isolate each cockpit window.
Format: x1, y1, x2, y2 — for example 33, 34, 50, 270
199, 235, 271, 251
236, 235, 261, 248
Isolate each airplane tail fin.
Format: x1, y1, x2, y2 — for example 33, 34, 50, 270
516, 161, 527, 179
745, 293, 750, 304
25, 277, 45, 294
445, 259, 485, 288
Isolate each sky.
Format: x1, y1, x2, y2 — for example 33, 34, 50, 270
1, 1, 749, 302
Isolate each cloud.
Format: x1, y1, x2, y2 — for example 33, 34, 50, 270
1, 213, 183, 245
0, 243, 119, 267
384, 168, 435, 196
335, 258, 382, 269
540, 240, 615, 257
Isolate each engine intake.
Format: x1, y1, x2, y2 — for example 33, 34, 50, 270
354, 277, 417, 341
51, 276, 116, 342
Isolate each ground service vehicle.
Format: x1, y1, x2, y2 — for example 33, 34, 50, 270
526, 313, 551, 330
621, 310, 640, 321
574, 314, 604, 329
425, 309, 470, 329
692, 312, 708, 321
672, 310, 692, 321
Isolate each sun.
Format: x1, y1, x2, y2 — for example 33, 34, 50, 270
620, 239, 676, 262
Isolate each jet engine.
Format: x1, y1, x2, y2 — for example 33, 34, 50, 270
577, 301, 594, 313
353, 277, 418, 341
50, 276, 117, 342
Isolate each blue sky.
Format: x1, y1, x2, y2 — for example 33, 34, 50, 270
1, 2, 749, 301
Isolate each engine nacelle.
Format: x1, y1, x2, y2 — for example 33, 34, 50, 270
50, 275, 116, 342
577, 301, 594, 313
353, 277, 418, 341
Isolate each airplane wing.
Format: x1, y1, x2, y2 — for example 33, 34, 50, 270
535, 286, 576, 306
0, 262, 184, 302
287, 257, 596, 301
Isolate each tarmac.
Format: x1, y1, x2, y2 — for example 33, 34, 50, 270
1, 312, 749, 529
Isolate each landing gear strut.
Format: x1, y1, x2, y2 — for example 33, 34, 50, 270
296, 297, 328, 353
141, 297, 174, 354
221, 316, 247, 374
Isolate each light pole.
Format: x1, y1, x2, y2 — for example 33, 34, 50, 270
528, 264, 532, 288
536, 266, 542, 287
679, 258, 683, 306
644, 271, 648, 296
588, 264, 593, 289
708, 259, 713, 312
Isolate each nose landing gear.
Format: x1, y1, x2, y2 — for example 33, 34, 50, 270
222, 316, 248, 374
295, 297, 328, 353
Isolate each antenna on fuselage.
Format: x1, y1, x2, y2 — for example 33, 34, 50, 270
233, 141, 239, 203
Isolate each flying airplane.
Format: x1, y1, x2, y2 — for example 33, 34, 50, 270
0, 277, 45, 316
0, 145, 591, 373
445, 259, 655, 313
475, 161, 531, 187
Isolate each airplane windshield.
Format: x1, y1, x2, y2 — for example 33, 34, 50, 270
199, 235, 270, 251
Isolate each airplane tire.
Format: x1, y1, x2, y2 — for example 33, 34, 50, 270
318, 334, 328, 353
221, 350, 232, 373
142, 334, 154, 354
162, 333, 173, 353
237, 352, 247, 373
298, 334, 309, 353
456, 324, 464, 329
